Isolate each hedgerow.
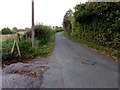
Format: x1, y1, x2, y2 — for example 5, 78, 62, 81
63, 2, 120, 50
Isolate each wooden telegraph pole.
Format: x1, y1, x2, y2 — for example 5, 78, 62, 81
32, 0, 35, 47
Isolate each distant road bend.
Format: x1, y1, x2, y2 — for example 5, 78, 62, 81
2, 32, 118, 88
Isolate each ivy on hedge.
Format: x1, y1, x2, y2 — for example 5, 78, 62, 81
63, 2, 120, 50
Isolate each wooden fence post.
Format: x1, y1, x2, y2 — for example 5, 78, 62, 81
11, 34, 21, 57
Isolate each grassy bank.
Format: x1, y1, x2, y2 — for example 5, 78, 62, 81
64, 32, 120, 61
1, 35, 55, 58
26, 35, 55, 57
18, 36, 55, 58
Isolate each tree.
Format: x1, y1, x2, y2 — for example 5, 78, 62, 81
1, 27, 14, 34
25, 27, 30, 31
12, 27, 18, 33
63, 9, 75, 35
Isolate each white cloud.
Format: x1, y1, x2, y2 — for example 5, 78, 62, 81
0, 0, 87, 30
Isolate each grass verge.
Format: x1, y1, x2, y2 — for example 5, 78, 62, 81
18, 35, 55, 58
1, 35, 55, 59
64, 32, 120, 61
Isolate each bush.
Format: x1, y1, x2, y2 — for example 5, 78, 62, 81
2, 39, 14, 55
34, 24, 54, 45
18, 37, 55, 57
26, 24, 54, 45
18, 39, 35, 56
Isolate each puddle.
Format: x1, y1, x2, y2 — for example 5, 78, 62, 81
81, 59, 96, 66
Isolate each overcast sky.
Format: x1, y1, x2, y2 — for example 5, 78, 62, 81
0, 0, 87, 30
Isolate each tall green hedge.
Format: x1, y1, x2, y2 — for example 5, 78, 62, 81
34, 24, 54, 45
63, 2, 120, 50
27, 24, 54, 45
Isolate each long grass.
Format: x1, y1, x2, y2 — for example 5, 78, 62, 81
0, 31, 26, 42
0, 34, 17, 42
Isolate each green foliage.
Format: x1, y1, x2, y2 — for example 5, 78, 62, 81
34, 24, 54, 45
63, 2, 120, 50
18, 24, 55, 57
18, 35, 55, 57
63, 9, 75, 35
1, 36, 55, 58
54, 26, 64, 32
56, 29, 64, 32
1, 27, 15, 35
1, 24, 55, 58
2, 39, 14, 54
18, 39, 34, 56
12, 27, 18, 33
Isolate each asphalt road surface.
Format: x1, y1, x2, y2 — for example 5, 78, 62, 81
2, 32, 118, 88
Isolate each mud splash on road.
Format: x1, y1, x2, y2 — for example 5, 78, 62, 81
2, 56, 50, 88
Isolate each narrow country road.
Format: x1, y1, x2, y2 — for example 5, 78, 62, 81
2, 32, 118, 88
41, 32, 118, 88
